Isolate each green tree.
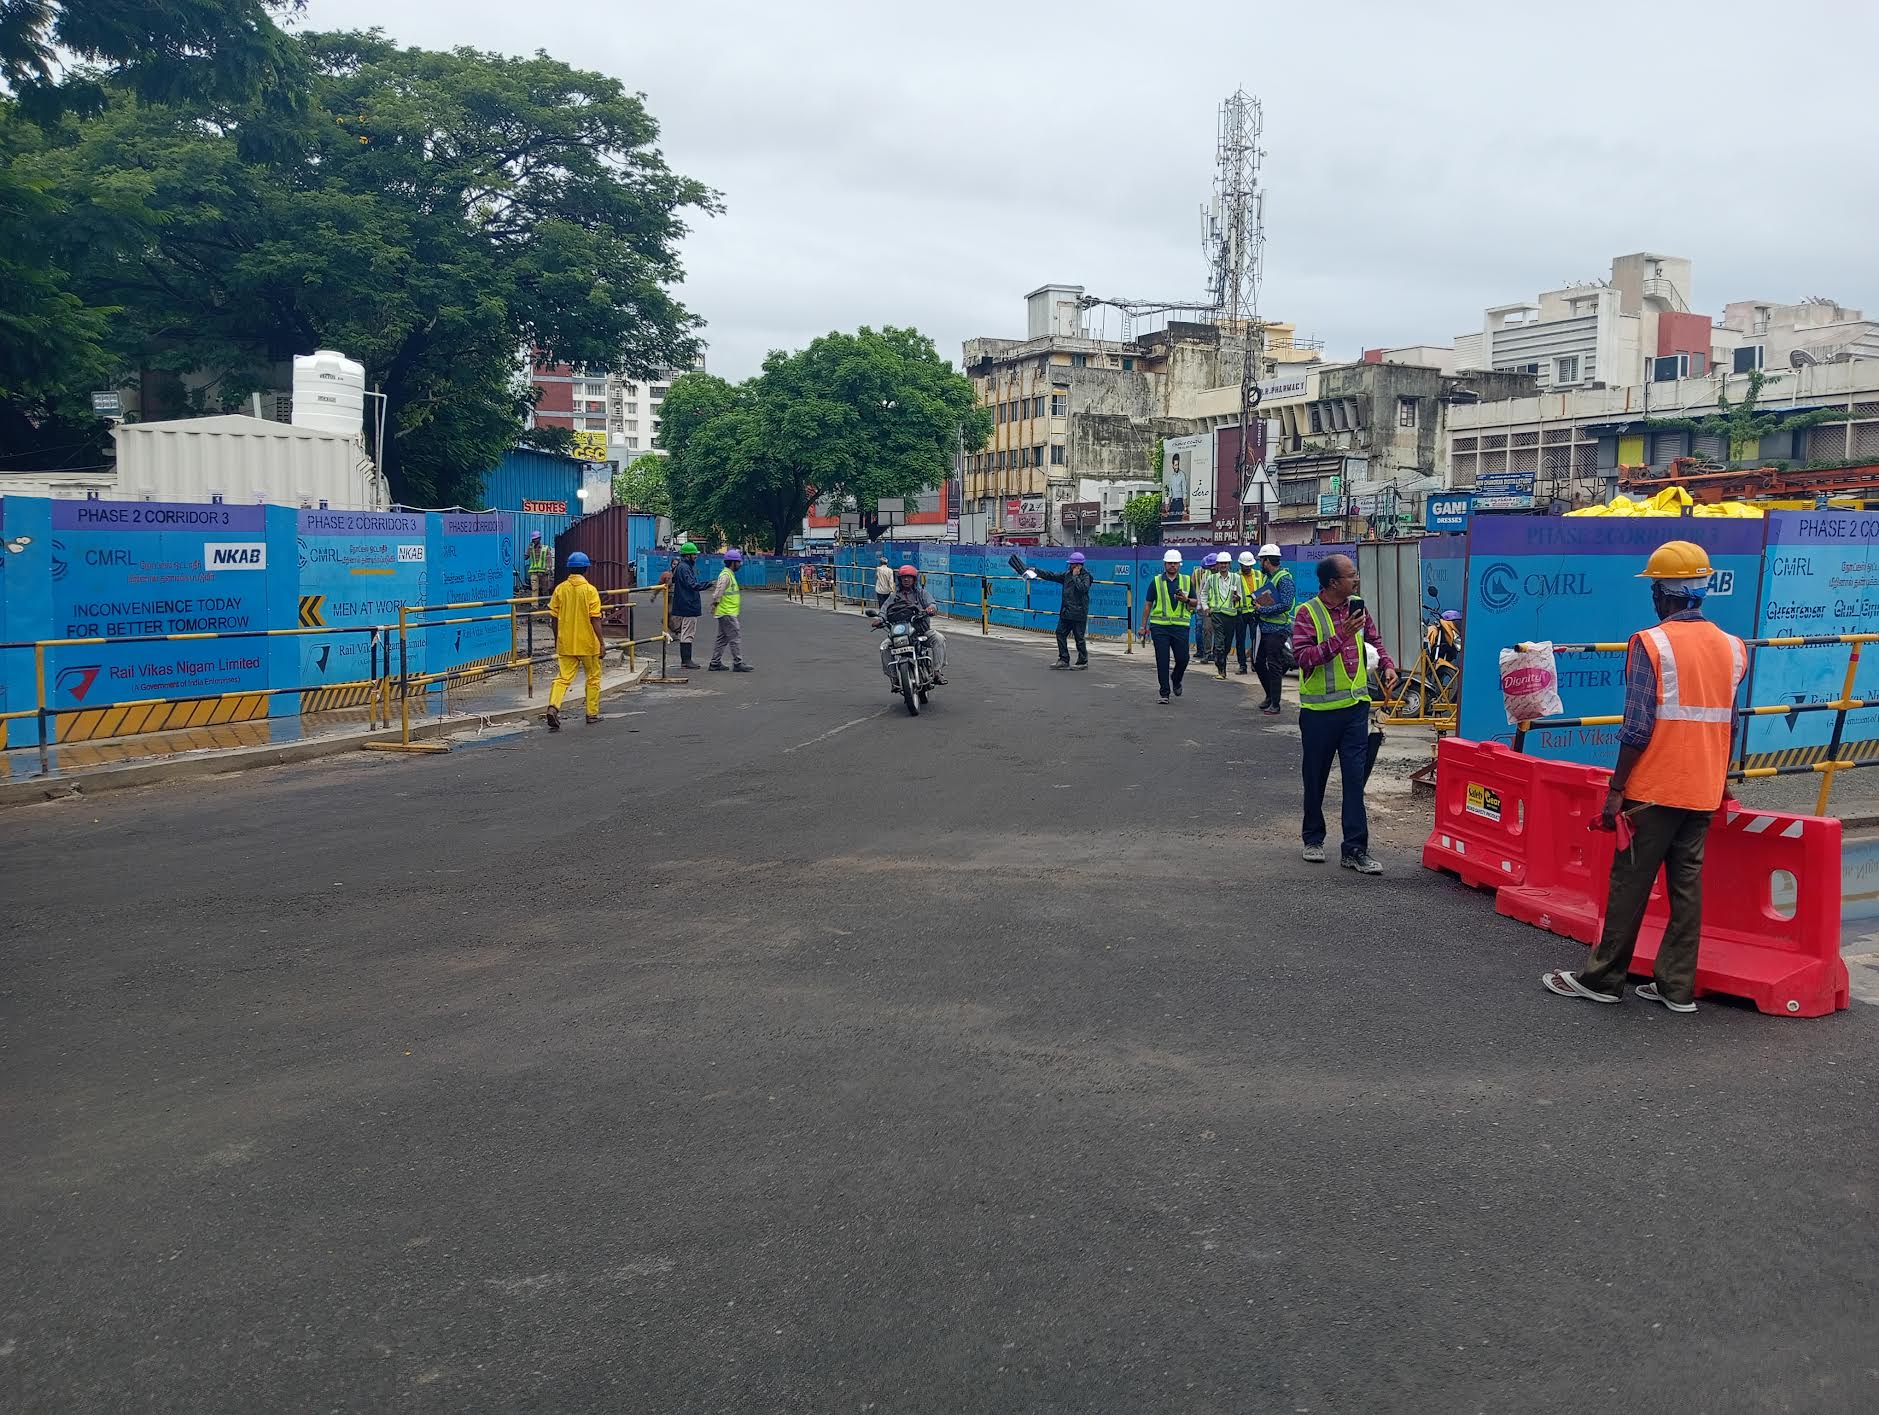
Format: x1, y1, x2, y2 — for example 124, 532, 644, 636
18, 33, 715, 502
611, 452, 671, 516
662, 328, 989, 554
0, 0, 305, 463
1, 0, 304, 121
1122, 491, 1163, 545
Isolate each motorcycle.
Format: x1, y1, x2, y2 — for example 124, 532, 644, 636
1393, 586, 1461, 718
870, 602, 939, 716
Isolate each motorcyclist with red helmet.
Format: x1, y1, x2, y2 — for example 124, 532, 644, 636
876, 564, 946, 685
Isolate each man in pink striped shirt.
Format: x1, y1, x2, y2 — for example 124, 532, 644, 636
1291, 554, 1398, 872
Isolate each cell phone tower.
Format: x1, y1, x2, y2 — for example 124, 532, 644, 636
1202, 89, 1268, 539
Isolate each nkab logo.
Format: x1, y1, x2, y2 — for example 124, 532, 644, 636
204, 542, 266, 571
1478, 561, 1592, 612
56, 665, 102, 702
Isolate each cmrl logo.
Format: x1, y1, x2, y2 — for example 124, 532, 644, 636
1478, 561, 1594, 612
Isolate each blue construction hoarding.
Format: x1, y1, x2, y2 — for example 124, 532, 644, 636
295, 510, 429, 707
1743, 511, 1879, 768
1457, 516, 1766, 765
0, 494, 513, 747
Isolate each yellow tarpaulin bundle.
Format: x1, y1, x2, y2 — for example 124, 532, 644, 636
1565, 486, 1765, 518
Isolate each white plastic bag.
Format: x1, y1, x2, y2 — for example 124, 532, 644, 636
1499, 641, 1563, 726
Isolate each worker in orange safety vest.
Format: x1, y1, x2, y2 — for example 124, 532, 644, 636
1543, 540, 1746, 1014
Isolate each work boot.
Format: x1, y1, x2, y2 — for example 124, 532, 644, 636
708, 662, 729, 672
1075, 660, 1088, 670
1052, 660, 1070, 670
1341, 852, 1384, 876
585, 713, 603, 724
545, 705, 562, 732
732, 663, 755, 673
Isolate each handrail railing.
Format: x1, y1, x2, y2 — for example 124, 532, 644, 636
1507, 632, 1878, 812
0, 584, 675, 774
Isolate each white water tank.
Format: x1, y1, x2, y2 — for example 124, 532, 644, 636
292, 350, 366, 439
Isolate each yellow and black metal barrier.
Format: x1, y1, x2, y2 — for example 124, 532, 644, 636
368, 584, 676, 754
1, 584, 681, 772
0, 622, 394, 778
1509, 631, 1879, 813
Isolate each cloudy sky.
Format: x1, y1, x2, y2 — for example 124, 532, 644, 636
299, 0, 1878, 382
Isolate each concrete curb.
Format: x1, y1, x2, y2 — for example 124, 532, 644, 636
0, 666, 652, 809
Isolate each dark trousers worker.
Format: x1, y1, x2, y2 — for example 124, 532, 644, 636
1545, 543, 1747, 1013
1291, 555, 1395, 874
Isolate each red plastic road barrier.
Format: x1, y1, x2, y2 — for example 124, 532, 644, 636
1494, 757, 1619, 944
1421, 738, 1536, 890
1631, 806, 1849, 1017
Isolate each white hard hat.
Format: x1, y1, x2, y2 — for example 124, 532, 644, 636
1162, 548, 1183, 564
1238, 550, 1257, 567
1258, 543, 1282, 559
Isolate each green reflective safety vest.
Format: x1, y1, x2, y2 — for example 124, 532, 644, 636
1147, 573, 1192, 626
1204, 571, 1241, 614
526, 542, 552, 574
1252, 567, 1294, 627
1298, 597, 1369, 710
715, 570, 741, 618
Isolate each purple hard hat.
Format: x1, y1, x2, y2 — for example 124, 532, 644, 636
1442, 609, 1462, 622
724, 548, 743, 563
1068, 552, 1086, 564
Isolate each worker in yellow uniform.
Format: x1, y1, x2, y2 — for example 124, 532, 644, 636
1544, 540, 1746, 1014
545, 550, 605, 731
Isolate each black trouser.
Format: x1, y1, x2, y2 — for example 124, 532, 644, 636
1148, 623, 1189, 696
1578, 804, 1711, 1005
1300, 702, 1369, 857
1231, 615, 1254, 671
1212, 613, 1238, 672
1254, 626, 1288, 708
1056, 614, 1088, 664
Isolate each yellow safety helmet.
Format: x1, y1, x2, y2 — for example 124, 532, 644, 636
1637, 540, 1713, 580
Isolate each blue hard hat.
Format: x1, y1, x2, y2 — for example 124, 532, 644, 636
566, 551, 591, 570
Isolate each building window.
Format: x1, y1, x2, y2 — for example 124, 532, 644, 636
1031, 396, 1042, 418
1397, 397, 1418, 428
1050, 444, 1065, 466
1050, 393, 1066, 417
1555, 356, 1579, 385
1309, 405, 1324, 435
1034, 444, 1044, 468
1122, 358, 1135, 372
1732, 346, 1764, 374
1071, 353, 1088, 368
622, 437, 638, 449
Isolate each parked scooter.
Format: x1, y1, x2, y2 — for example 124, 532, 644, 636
1394, 586, 1461, 718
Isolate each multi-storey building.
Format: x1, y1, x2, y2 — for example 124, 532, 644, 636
1447, 359, 1879, 510
1455, 252, 1710, 393
961, 284, 1254, 540
526, 361, 692, 461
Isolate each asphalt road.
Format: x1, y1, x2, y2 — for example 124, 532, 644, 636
4, 597, 1876, 1414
